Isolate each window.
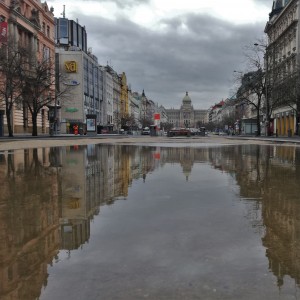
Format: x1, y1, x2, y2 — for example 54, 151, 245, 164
58, 18, 69, 44
43, 46, 50, 60
72, 22, 78, 46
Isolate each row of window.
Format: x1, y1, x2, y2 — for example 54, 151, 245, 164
55, 18, 87, 52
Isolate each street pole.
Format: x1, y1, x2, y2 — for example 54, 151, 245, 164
54, 95, 57, 135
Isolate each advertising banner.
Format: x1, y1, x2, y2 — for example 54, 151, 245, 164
87, 118, 96, 131
0, 22, 7, 43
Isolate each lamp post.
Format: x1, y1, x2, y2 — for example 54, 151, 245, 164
233, 70, 244, 135
54, 94, 57, 135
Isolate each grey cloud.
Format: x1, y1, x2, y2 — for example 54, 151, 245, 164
80, 13, 266, 109
254, 0, 273, 7
80, 0, 150, 8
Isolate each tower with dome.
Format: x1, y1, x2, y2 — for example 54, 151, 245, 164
165, 92, 206, 128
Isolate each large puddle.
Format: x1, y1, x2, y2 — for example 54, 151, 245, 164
1, 144, 300, 299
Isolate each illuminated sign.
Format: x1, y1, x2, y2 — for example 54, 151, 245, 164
65, 61, 77, 73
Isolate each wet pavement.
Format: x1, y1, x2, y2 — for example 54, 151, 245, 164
1, 141, 300, 299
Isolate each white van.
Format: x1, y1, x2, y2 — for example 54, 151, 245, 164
142, 127, 150, 135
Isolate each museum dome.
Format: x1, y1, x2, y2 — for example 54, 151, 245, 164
182, 91, 191, 104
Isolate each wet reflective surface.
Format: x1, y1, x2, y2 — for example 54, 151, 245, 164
1, 144, 300, 299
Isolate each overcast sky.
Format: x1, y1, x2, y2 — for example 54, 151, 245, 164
46, 0, 273, 109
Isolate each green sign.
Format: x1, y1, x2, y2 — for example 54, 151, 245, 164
65, 108, 78, 113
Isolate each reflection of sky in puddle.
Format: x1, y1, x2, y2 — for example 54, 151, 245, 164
1, 144, 300, 300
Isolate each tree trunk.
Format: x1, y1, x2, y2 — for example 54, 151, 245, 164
5, 107, 14, 137
32, 112, 38, 136
256, 109, 261, 136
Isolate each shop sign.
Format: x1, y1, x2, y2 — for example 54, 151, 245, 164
154, 113, 160, 120
65, 108, 78, 113
65, 61, 77, 73
64, 80, 80, 86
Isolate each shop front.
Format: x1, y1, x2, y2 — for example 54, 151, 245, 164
275, 111, 295, 137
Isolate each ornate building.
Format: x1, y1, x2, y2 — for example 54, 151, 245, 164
165, 92, 206, 128
0, 0, 55, 135
265, 0, 298, 136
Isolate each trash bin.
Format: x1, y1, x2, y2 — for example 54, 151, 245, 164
288, 129, 292, 137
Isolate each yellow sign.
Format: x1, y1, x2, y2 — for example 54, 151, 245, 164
65, 61, 77, 73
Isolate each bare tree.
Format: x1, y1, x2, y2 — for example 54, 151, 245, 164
160, 122, 173, 131
119, 112, 137, 131
253, 42, 285, 135
138, 115, 153, 129
126, 113, 138, 131
236, 69, 265, 135
220, 111, 236, 131
0, 42, 26, 137
234, 43, 266, 136
21, 50, 73, 136
113, 110, 122, 132
20, 52, 55, 136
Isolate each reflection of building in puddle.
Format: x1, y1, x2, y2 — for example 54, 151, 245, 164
60, 218, 92, 250
162, 147, 205, 181
159, 144, 300, 289
60, 145, 100, 250
0, 148, 60, 299
260, 165, 300, 289
2, 143, 300, 297
232, 145, 300, 289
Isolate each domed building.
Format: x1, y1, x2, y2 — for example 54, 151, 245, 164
165, 92, 206, 128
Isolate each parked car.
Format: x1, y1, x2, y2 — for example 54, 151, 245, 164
142, 127, 150, 135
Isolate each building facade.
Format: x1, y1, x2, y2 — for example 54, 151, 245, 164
166, 92, 206, 128
55, 17, 106, 134
0, 0, 55, 135
265, 0, 299, 136
56, 48, 103, 134
102, 66, 114, 131
55, 17, 87, 52
105, 65, 121, 132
